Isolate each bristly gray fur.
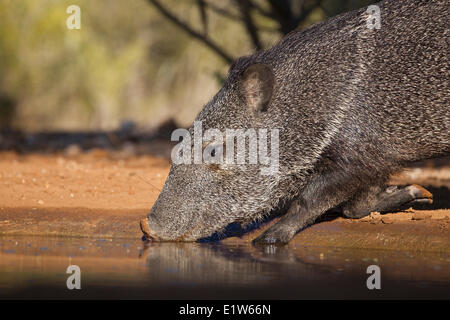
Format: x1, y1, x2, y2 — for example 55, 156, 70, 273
147, 0, 449, 242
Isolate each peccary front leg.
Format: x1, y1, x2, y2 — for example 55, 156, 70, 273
342, 184, 433, 219
253, 172, 355, 245
252, 199, 315, 244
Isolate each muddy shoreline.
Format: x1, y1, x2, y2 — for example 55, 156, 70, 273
0, 207, 448, 253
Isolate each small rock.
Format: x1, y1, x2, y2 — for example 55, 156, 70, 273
369, 211, 381, 224
64, 144, 82, 157
370, 211, 381, 219
119, 142, 137, 157
381, 217, 394, 224
412, 212, 432, 221
89, 148, 109, 158
37, 200, 44, 205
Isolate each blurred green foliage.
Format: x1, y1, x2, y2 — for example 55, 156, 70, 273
0, 0, 375, 131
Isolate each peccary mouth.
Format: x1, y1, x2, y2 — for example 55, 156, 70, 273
140, 218, 156, 241
139, 217, 198, 242
140, 218, 167, 242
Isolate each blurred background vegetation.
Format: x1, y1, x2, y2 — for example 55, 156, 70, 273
0, 0, 376, 132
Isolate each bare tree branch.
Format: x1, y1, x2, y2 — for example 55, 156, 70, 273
267, 0, 322, 34
266, 0, 297, 34
293, 0, 322, 26
148, 0, 234, 63
197, 0, 208, 35
205, 1, 278, 33
247, 0, 275, 19
203, 0, 242, 22
319, 1, 332, 16
234, 0, 262, 50
148, 0, 325, 63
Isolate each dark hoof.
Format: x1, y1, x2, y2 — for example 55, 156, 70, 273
406, 184, 433, 204
407, 184, 433, 199
406, 198, 433, 205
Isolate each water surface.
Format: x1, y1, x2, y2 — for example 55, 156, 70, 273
0, 236, 449, 299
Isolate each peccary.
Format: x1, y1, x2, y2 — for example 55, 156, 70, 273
142, 0, 449, 244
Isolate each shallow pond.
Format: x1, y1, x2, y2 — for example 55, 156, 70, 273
0, 236, 449, 299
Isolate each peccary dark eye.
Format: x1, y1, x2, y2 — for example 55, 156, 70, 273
203, 143, 224, 166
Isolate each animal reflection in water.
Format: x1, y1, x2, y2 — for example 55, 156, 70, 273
139, 243, 326, 285
138, 242, 450, 287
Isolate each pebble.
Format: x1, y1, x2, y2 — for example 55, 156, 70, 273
370, 211, 381, 218
381, 217, 394, 224
65, 144, 82, 157
412, 212, 432, 220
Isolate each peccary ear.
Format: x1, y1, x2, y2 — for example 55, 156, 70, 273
239, 63, 274, 113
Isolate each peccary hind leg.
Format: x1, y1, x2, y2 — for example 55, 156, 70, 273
342, 184, 433, 219
253, 176, 433, 245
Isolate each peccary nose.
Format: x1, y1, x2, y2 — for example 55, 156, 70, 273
139, 218, 160, 241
